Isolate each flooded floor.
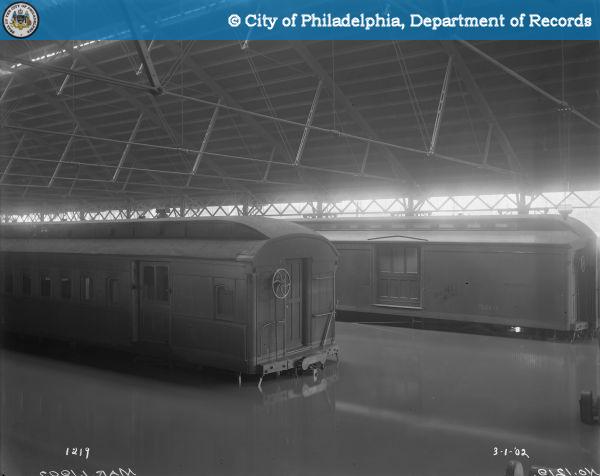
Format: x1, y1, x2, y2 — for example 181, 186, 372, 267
1, 323, 599, 476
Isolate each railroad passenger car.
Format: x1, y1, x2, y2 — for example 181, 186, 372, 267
0, 217, 339, 377
301, 215, 597, 334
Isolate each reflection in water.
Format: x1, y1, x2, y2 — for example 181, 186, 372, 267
1, 323, 599, 476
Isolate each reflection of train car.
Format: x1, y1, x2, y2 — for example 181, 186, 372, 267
0, 217, 339, 377
0, 348, 339, 476
3, 321, 597, 476
301, 215, 598, 335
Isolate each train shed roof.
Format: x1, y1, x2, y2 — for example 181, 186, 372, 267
1, 40, 599, 216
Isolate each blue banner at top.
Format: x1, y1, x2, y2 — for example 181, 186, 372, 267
1, 0, 600, 40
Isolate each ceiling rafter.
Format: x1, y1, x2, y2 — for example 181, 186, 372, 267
0, 40, 597, 214
441, 42, 524, 177
291, 42, 417, 190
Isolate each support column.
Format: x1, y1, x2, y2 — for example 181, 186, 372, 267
405, 197, 415, 217
516, 192, 530, 215
316, 201, 323, 219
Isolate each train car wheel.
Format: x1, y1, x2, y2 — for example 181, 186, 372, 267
505, 460, 524, 476
579, 391, 595, 424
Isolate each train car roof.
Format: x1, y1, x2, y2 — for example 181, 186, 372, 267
0, 217, 334, 262
0, 216, 314, 240
298, 215, 596, 247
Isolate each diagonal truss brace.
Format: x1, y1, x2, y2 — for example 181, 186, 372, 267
360, 142, 371, 175
294, 80, 323, 166
57, 58, 77, 96
136, 40, 154, 76
1, 134, 24, 183
48, 126, 78, 187
292, 42, 417, 188
459, 40, 600, 131
186, 100, 221, 188
134, 40, 163, 94
428, 56, 452, 156
112, 113, 144, 183
442, 43, 523, 175
0, 75, 14, 103
1, 51, 515, 178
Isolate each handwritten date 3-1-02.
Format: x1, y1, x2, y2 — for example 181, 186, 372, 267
493, 446, 530, 458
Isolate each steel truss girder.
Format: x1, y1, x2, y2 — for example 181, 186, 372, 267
3, 190, 600, 223
160, 43, 287, 160
48, 126, 78, 187
1, 135, 24, 184
294, 80, 323, 166
134, 40, 162, 93
113, 113, 144, 183
187, 100, 221, 187
291, 42, 416, 188
458, 40, 600, 132
0, 48, 516, 180
0, 123, 435, 186
442, 43, 523, 175
429, 56, 452, 156
68, 46, 242, 196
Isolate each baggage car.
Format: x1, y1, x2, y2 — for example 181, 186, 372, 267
0, 217, 339, 377
301, 215, 597, 335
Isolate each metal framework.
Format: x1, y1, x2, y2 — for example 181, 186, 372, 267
0, 40, 598, 218
3, 190, 599, 224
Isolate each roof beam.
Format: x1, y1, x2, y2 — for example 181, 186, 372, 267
262, 147, 276, 182
73, 43, 256, 197
48, 126, 78, 187
441, 42, 523, 175
291, 42, 417, 189
187, 100, 220, 187
31, 81, 168, 194
160, 41, 194, 87
0, 75, 14, 103
56, 58, 77, 96
428, 56, 452, 156
3, 122, 517, 181
0, 134, 24, 184
160, 43, 286, 159
359, 142, 370, 175
458, 40, 600, 132
24, 82, 117, 189
134, 40, 163, 93
112, 113, 143, 183
0, 54, 156, 94
70, 48, 182, 150
294, 80, 323, 166
1, 48, 517, 181
135, 40, 154, 77
65, 48, 197, 192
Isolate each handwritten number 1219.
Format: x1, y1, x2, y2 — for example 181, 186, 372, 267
66, 447, 90, 460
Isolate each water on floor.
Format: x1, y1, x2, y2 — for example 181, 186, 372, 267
1, 322, 598, 476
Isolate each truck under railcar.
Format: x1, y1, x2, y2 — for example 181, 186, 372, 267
0, 217, 339, 377
301, 215, 598, 334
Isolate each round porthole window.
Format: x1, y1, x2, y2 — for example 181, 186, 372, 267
272, 268, 291, 299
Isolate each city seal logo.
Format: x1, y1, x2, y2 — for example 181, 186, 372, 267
3, 2, 38, 38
